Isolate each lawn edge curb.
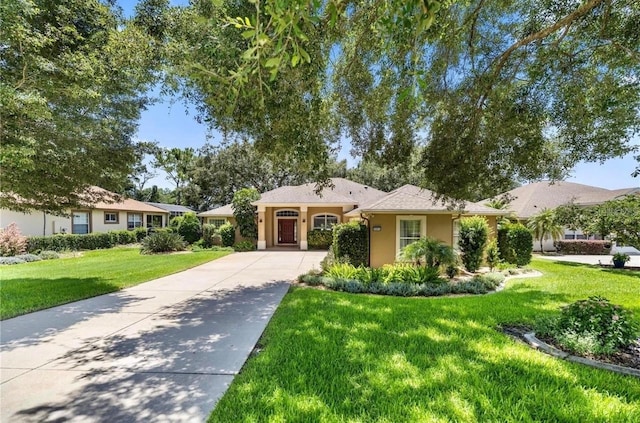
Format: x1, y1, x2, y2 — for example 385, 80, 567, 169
524, 332, 640, 378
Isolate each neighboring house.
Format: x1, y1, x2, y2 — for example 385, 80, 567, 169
487, 181, 639, 251
198, 178, 505, 267
0, 187, 170, 237
145, 202, 193, 220
198, 204, 235, 229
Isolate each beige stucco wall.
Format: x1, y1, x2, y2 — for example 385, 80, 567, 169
92, 210, 126, 233
369, 213, 478, 268
0, 209, 72, 236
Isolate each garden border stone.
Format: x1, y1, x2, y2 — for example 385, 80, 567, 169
524, 332, 640, 378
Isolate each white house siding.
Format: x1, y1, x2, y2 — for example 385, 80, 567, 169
0, 209, 72, 236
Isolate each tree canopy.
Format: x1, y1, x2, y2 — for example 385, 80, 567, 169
0, 0, 157, 212
171, 0, 639, 200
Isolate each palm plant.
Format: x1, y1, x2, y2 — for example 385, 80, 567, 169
401, 237, 456, 269
527, 209, 564, 253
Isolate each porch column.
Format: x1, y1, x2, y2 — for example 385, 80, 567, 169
300, 206, 308, 250
257, 205, 266, 250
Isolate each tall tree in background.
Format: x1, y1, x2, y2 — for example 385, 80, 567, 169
172, 0, 639, 200
153, 147, 196, 205
0, 0, 157, 212
126, 141, 160, 200
184, 141, 347, 211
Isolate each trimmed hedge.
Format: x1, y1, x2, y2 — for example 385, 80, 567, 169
333, 222, 368, 267
202, 224, 222, 248
458, 216, 489, 272
307, 229, 333, 250
27, 229, 146, 253
498, 223, 533, 266
554, 240, 612, 255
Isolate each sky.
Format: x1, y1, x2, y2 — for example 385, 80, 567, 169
119, 0, 639, 192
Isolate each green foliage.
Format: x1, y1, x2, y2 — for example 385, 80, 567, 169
332, 222, 368, 267
554, 240, 612, 255
15, 253, 42, 263
218, 223, 236, 247
38, 251, 60, 260
233, 240, 255, 252
111, 230, 138, 245
589, 196, 640, 249
0, 223, 27, 256
0, 257, 26, 265
498, 223, 533, 266
202, 224, 222, 248
153, 147, 196, 205
133, 227, 149, 242
527, 208, 564, 252
537, 297, 640, 355
176, 212, 201, 244
169, 216, 183, 230
508, 224, 534, 267
140, 231, 187, 254
307, 229, 333, 250
400, 237, 456, 269
0, 0, 157, 213
458, 216, 489, 272
232, 188, 260, 240
485, 239, 501, 272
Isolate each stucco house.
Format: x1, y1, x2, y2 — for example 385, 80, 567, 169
487, 181, 640, 251
0, 187, 170, 237
145, 202, 193, 221
199, 178, 505, 267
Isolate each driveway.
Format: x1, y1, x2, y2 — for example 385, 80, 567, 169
1, 251, 325, 422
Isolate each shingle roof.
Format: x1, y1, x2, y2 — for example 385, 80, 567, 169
574, 188, 640, 206
346, 185, 505, 216
198, 203, 234, 217
88, 187, 168, 213
486, 181, 638, 219
144, 202, 193, 213
253, 178, 387, 205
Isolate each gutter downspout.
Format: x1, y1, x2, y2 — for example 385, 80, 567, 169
360, 213, 371, 267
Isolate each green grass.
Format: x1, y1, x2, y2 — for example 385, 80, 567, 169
210, 259, 640, 422
0, 247, 231, 319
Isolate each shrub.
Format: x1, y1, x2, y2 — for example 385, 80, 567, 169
320, 249, 350, 272
498, 223, 533, 266
307, 229, 333, 250
15, 253, 42, 263
508, 224, 533, 266
485, 239, 501, 271
536, 296, 640, 355
0, 223, 27, 256
140, 231, 187, 254
111, 230, 137, 245
176, 212, 201, 244
202, 224, 222, 248
553, 240, 612, 255
458, 216, 489, 272
169, 216, 183, 230
39, 250, 60, 260
326, 263, 359, 280
0, 256, 26, 265
233, 240, 255, 252
219, 223, 235, 247
401, 237, 456, 269
472, 272, 505, 290
333, 222, 368, 267
133, 227, 148, 242
381, 264, 441, 284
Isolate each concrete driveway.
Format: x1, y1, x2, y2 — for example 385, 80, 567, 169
1, 251, 325, 422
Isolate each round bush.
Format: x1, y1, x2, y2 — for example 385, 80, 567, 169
219, 223, 235, 247
39, 250, 60, 260
177, 212, 202, 244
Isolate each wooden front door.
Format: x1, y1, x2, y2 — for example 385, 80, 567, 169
278, 219, 297, 244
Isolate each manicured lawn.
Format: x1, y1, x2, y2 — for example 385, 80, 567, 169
0, 247, 231, 319
209, 259, 640, 422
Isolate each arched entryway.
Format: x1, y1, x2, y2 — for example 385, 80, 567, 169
274, 209, 299, 245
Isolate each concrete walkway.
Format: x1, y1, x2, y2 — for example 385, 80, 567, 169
536, 254, 640, 267
1, 251, 325, 422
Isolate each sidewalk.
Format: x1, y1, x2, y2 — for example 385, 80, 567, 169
1, 251, 325, 422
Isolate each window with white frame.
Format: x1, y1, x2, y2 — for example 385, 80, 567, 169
312, 214, 338, 230
207, 218, 227, 228
127, 213, 143, 230
72, 211, 90, 234
104, 212, 118, 224
396, 216, 426, 253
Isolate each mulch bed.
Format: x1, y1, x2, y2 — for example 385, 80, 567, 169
500, 324, 640, 371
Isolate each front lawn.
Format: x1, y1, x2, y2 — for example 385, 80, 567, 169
0, 247, 231, 319
210, 259, 640, 422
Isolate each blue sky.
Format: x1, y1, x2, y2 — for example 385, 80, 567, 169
119, 0, 639, 191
